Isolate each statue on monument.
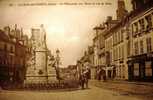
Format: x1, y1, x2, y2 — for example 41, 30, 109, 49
24, 24, 58, 86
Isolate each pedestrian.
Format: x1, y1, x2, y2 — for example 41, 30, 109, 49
83, 68, 90, 89
97, 68, 102, 81
102, 70, 106, 82
79, 73, 85, 89
84, 74, 88, 88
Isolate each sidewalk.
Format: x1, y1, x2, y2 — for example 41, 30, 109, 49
90, 79, 153, 100
103, 79, 153, 86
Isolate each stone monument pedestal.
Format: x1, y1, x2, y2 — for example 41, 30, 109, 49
24, 25, 58, 88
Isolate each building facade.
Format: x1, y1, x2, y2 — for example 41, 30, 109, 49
87, 46, 95, 79
127, 0, 153, 81
0, 25, 29, 87
91, 0, 153, 81
77, 0, 153, 81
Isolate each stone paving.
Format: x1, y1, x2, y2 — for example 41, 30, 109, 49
0, 85, 140, 100
91, 80, 153, 100
1, 80, 153, 100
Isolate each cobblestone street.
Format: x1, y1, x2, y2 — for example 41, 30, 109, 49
0, 81, 148, 100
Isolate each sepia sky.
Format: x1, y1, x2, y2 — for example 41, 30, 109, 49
0, 0, 132, 67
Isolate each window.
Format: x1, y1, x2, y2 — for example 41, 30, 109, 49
115, 32, 117, 44
119, 65, 121, 77
115, 48, 117, 60
146, 37, 152, 52
134, 63, 139, 76
110, 51, 112, 63
122, 45, 124, 59
145, 15, 152, 31
127, 41, 131, 56
113, 33, 115, 45
38, 70, 43, 75
116, 47, 118, 60
131, 24, 134, 36
113, 49, 115, 61
145, 61, 152, 76
134, 22, 138, 34
134, 41, 139, 55
122, 65, 125, 78
118, 31, 121, 42
139, 19, 145, 32
126, 28, 130, 39
119, 46, 121, 59
140, 40, 144, 54
121, 30, 123, 41
114, 48, 116, 60
116, 32, 119, 43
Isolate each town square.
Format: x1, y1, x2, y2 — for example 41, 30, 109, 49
0, 0, 153, 100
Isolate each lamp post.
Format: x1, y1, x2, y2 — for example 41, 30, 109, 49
56, 49, 60, 82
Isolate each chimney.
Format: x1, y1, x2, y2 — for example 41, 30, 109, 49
116, 0, 128, 20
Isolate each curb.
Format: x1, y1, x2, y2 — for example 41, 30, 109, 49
90, 80, 153, 87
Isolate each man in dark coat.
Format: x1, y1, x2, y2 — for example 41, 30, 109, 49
79, 73, 85, 89
83, 68, 91, 88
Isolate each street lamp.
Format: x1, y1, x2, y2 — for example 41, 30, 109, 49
56, 49, 60, 68
56, 49, 60, 82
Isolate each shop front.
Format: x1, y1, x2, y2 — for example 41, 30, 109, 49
127, 53, 153, 81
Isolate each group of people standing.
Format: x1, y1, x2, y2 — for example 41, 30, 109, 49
79, 68, 91, 89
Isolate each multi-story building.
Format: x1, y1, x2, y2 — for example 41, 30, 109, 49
93, 31, 99, 67
93, 24, 105, 66
87, 46, 95, 79
103, 16, 120, 79
0, 29, 15, 85
111, 21, 128, 80
127, 0, 153, 81
93, 0, 129, 80
0, 25, 29, 87
78, 0, 153, 81
88, 46, 94, 66
111, 0, 129, 80
92, 0, 153, 81
93, 24, 108, 79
